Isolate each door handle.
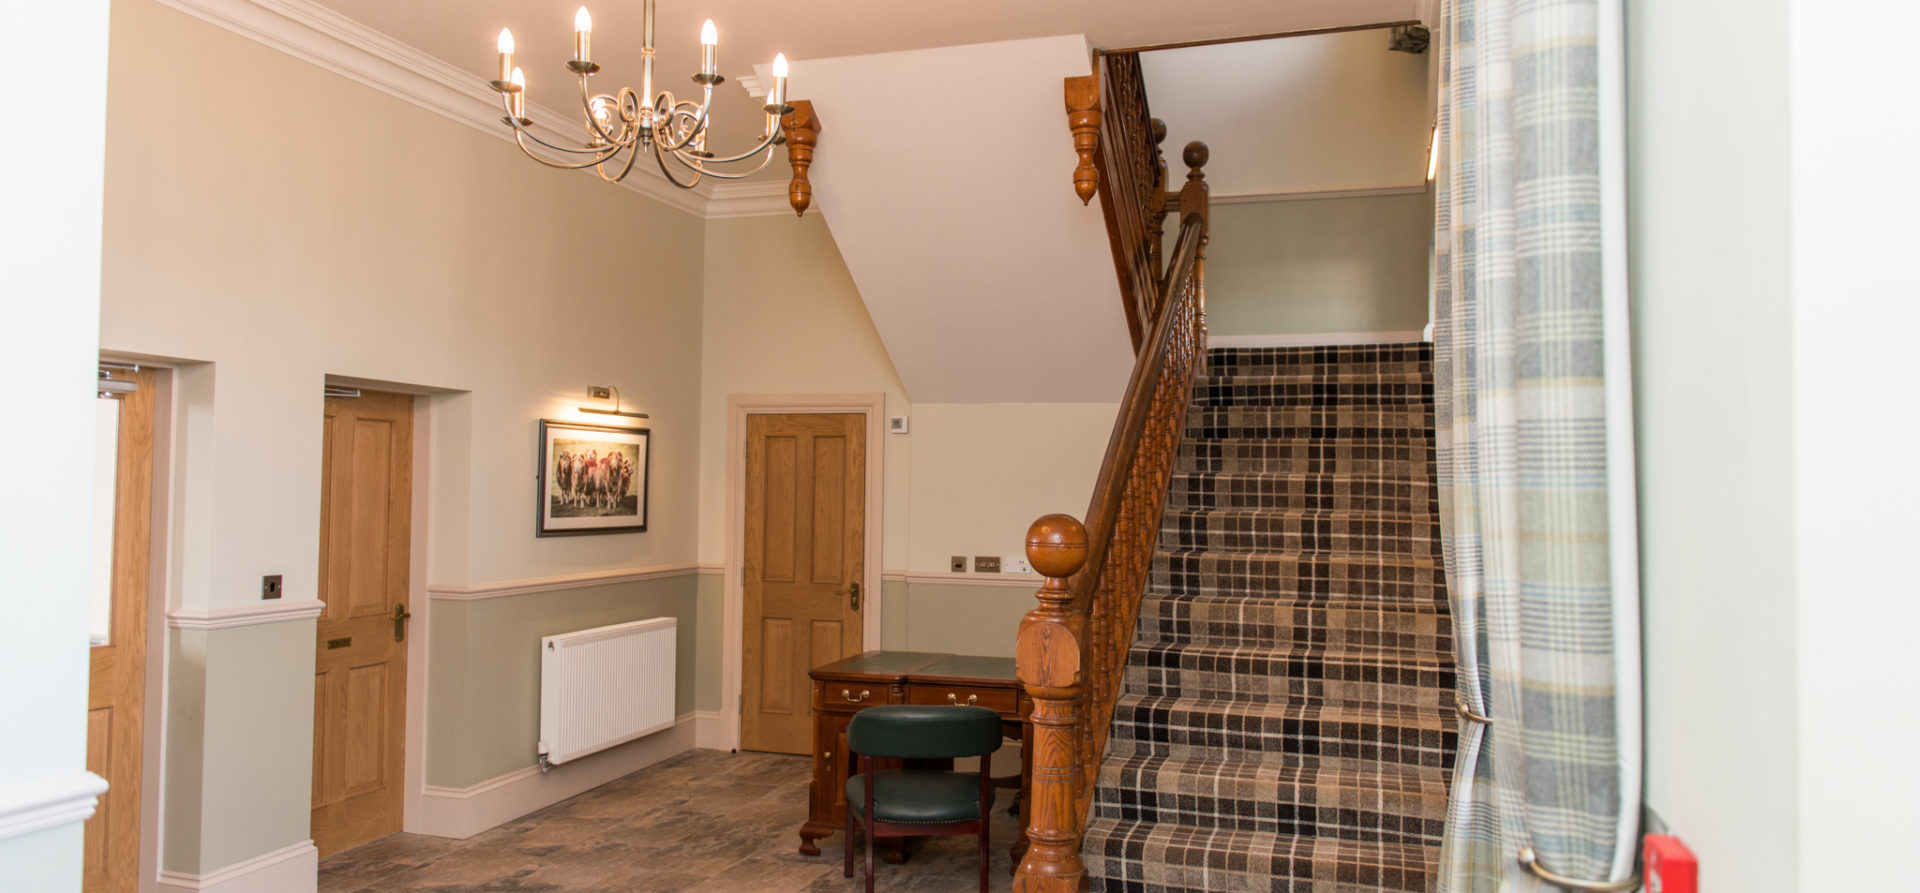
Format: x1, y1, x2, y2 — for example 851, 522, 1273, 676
393, 603, 412, 642
840, 581, 860, 611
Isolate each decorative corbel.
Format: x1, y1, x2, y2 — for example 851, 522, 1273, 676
781, 100, 821, 217
1064, 76, 1102, 205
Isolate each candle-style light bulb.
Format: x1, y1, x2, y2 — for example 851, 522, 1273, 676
574, 7, 593, 64
699, 20, 718, 77
510, 67, 526, 119
770, 53, 789, 108
497, 28, 515, 84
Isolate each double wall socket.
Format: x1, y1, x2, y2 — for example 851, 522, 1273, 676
973, 556, 1001, 574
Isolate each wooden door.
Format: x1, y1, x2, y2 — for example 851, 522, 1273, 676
742, 413, 866, 754
311, 390, 413, 858
83, 367, 155, 893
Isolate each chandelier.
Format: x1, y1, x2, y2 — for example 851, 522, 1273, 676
489, 0, 821, 214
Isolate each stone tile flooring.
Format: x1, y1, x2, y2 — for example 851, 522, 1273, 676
319, 750, 1019, 892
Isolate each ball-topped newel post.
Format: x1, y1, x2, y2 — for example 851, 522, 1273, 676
1026, 513, 1088, 593
1015, 514, 1091, 892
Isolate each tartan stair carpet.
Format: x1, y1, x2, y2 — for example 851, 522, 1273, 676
1082, 344, 1459, 893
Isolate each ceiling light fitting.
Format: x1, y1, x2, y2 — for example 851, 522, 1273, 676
490, 1, 805, 197
582, 386, 650, 420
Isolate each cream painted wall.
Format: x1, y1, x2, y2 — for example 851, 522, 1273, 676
101, 0, 705, 606
0, 0, 109, 884
697, 214, 912, 570
1205, 194, 1434, 337
100, 0, 706, 875
1143, 29, 1434, 197
906, 403, 1117, 573
1628, 0, 1798, 888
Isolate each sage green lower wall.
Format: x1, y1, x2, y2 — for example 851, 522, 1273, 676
879, 580, 1031, 657
161, 621, 317, 875
1206, 193, 1434, 336
425, 573, 712, 790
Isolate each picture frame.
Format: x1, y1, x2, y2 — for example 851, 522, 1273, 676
537, 419, 650, 536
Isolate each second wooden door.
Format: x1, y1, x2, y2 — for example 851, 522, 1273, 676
742, 413, 866, 754
311, 390, 413, 858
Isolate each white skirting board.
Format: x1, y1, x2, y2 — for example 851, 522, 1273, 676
411, 710, 718, 840
156, 840, 318, 893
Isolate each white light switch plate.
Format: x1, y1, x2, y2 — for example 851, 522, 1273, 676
1002, 555, 1033, 575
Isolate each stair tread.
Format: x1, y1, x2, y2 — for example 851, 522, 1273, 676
1083, 817, 1440, 893
1129, 638, 1454, 667
1114, 690, 1455, 726
1155, 547, 1443, 568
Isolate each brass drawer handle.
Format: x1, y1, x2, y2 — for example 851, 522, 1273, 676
947, 693, 978, 706
841, 689, 871, 703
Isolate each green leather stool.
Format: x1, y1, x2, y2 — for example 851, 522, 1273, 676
843, 704, 1001, 893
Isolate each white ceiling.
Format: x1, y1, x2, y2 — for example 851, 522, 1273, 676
1142, 29, 1435, 196
790, 36, 1134, 403
312, 0, 1427, 161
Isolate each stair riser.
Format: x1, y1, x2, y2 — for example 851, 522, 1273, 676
1209, 345, 1434, 378
1149, 552, 1447, 604
1083, 818, 1441, 893
1107, 703, 1457, 771
1177, 441, 1435, 476
1166, 479, 1437, 516
1135, 598, 1453, 654
1159, 514, 1440, 558
1187, 411, 1435, 443
1192, 385, 1434, 408
1091, 757, 1448, 842
1122, 658, 1456, 709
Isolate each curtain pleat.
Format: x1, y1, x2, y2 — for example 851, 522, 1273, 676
1433, 0, 1634, 890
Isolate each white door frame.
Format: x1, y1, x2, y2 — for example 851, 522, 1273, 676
722, 393, 885, 752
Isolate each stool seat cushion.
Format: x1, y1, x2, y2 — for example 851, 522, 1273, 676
846, 770, 994, 824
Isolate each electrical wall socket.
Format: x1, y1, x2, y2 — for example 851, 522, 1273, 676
261, 574, 283, 600
950, 555, 967, 573
1002, 555, 1034, 575
973, 556, 1001, 573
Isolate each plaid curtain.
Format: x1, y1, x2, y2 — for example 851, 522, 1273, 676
1433, 0, 1635, 890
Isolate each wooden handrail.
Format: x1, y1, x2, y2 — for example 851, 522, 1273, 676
1065, 53, 1172, 349
1014, 142, 1209, 893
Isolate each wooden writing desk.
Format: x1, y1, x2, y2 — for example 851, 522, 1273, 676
796, 651, 1031, 863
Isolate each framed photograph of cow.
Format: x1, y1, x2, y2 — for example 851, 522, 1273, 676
537, 419, 650, 536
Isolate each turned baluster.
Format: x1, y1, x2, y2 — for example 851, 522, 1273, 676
1015, 514, 1091, 893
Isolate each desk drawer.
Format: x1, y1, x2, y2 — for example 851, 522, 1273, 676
906, 682, 1018, 715
816, 681, 899, 714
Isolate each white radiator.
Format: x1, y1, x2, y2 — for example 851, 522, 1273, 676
537, 617, 677, 767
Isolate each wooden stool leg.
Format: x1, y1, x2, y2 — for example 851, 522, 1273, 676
863, 757, 876, 893
844, 793, 855, 878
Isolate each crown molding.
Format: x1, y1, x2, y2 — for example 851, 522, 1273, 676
707, 181, 797, 219
152, 0, 714, 218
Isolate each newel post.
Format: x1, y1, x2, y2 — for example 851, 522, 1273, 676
1180, 141, 1211, 372
1014, 514, 1090, 893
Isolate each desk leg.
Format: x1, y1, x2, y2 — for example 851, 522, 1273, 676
798, 822, 836, 856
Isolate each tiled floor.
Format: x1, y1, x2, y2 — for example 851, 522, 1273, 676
319, 750, 1019, 892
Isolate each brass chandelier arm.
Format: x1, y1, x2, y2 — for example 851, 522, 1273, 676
597, 138, 644, 183
665, 145, 778, 179
684, 130, 782, 166
653, 143, 705, 188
